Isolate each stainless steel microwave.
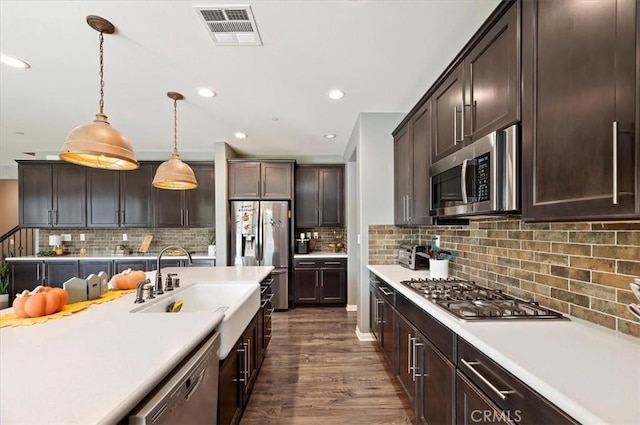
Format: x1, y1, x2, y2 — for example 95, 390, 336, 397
429, 125, 519, 218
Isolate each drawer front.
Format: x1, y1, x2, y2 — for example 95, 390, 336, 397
294, 259, 320, 268
319, 258, 346, 269
396, 292, 455, 362
457, 338, 578, 425
369, 272, 395, 304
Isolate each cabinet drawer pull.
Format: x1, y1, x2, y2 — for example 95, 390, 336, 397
379, 287, 393, 296
324, 261, 342, 265
298, 262, 315, 265
461, 359, 516, 400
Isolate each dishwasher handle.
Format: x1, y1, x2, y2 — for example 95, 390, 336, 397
184, 369, 206, 401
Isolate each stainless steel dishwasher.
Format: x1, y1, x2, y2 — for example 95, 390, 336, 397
128, 332, 220, 425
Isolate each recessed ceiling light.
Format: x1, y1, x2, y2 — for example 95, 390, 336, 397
196, 87, 216, 98
0, 54, 30, 69
235, 132, 248, 139
323, 133, 336, 139
328, 90, 345, 100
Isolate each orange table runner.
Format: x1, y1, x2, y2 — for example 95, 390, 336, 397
0, 289, 136, 328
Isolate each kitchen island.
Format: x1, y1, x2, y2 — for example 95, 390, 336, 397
0, 266, 273, 425
368, 264, 640, 425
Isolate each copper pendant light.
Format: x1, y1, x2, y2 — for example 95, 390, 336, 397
59, 15, 138, 170
152, 92, 198, 190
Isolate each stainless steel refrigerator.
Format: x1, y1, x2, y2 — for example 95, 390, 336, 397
230, 200, 289, 310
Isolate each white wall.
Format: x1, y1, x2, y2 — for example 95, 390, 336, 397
214, 142, 237, 266
343, 112, 403, 335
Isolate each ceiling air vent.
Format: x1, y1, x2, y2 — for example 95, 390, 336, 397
194, 5, 262, 46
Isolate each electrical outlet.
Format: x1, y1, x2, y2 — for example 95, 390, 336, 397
80, 234, 86, 241
434, 235, 441, 248
313, 232, 319, 239
122, 233, 128, 242
61, 234, 71, 242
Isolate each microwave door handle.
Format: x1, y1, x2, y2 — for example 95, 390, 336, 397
461, 159, 469, 203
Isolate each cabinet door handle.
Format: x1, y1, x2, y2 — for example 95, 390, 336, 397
461, 359, 516, 400
234, 348, 246, 382
407, 334, 413, 375
47, 210, 52, 226
407, 196, 412, 223
36, 263, 40, 281
376, 299, 383, 325
324, 261, 341, 265
54, 210, 58, 225
185, 209, 189, 226
41, 263, 46, 284
613, 121, 618, 205
412, 339, 423, 381
453, 106, 459, 144
180, 209, 184, 226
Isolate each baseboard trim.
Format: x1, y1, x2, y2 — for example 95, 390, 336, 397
355, 326, 375, 341
345, 304, 357, 312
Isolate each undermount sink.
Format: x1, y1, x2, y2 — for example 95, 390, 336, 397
130, 281, 260, 359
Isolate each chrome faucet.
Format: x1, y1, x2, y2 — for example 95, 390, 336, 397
156, 246, 192, 295
134, 279, 152, 303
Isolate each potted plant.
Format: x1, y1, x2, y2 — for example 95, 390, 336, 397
0, 255, 10, 309
205, 230, 216, 257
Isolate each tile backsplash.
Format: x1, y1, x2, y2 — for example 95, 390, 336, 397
296, 227, 347, 253
369, 218, 640, 338
39, 228, 215, 256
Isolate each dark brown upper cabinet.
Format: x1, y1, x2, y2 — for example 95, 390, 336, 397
18, 162, 86, 228
295, 165, 344, 227
228, 160, 294, 200
154, 162, 215, 227
394, 125, 411, 225
522, 0, 639, 221
432, 65, 466, 163
394, 100, 432, 226
464, 1, 520, 142
86, 163, 154, 228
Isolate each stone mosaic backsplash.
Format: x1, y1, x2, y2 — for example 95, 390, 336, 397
369, 218, 640, 338
39, 228, 215, 256
296, 227, 347, 253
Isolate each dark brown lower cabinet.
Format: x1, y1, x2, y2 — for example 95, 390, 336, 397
457, 373, 513, 425
44, 261, 79, 288
218, 339, 242, 425
369, 272, 576, 425
419, 336, 455, 425
293, 258, 347, 305
9, 262, 40, 302
396, 313, 417, 406
218, 310, 268, 425
78, 260, 113, 279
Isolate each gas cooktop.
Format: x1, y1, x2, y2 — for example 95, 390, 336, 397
400, 277, 566, 321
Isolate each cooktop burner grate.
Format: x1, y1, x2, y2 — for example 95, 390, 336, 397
399, 277, 566, 320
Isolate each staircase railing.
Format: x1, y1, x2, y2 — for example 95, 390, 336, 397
1, 226, 35, 260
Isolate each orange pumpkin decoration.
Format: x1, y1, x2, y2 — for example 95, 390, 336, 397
12, 286, 68, 318
112, 269, 146, 290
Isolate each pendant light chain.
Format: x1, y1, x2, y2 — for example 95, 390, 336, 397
98, 31, 105, 115
173, 98, 178, 153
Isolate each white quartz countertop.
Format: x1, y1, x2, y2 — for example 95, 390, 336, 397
368, 265, 640, 425
0, 266, 273, 425
6, 254, 216, 261
294, 252, 348, 258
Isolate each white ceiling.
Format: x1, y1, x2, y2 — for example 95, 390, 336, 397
0, 0, 499, 176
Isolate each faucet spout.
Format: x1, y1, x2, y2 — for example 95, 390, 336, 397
156, 245, 192, 295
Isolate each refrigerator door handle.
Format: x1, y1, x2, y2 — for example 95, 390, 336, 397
256, 206, 262, 264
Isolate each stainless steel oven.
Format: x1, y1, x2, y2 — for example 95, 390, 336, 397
430, 125, 519, 218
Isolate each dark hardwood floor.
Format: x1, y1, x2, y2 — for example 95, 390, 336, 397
240, 307, 415, 425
